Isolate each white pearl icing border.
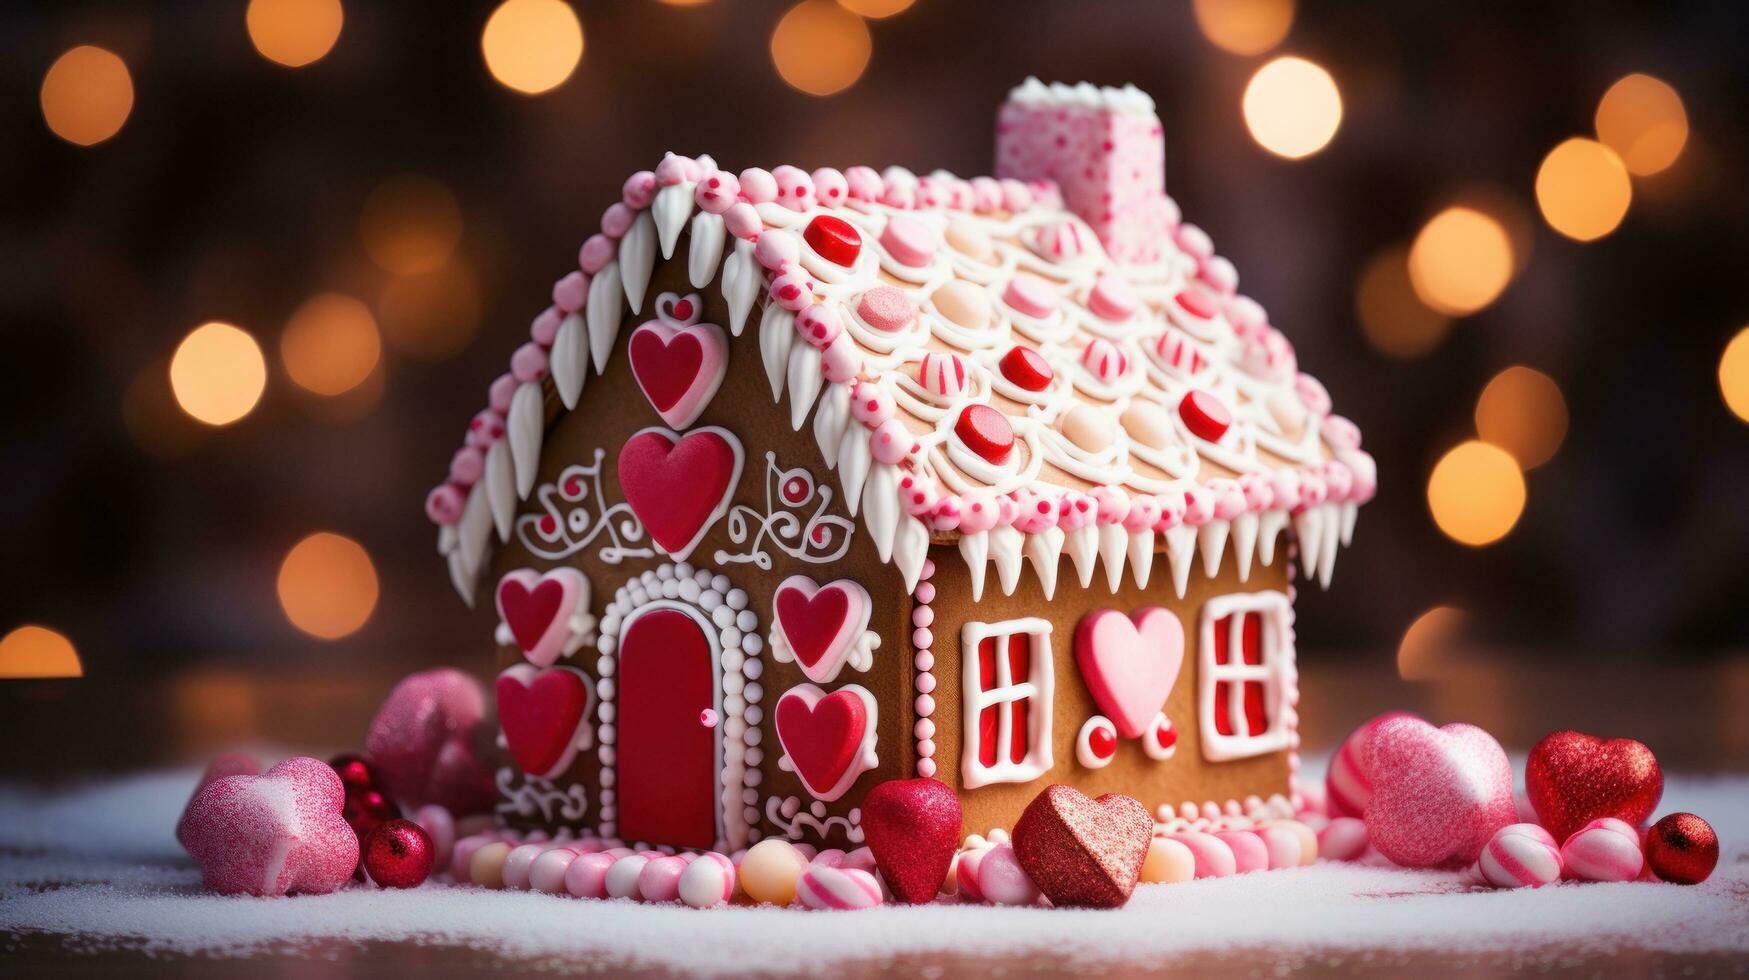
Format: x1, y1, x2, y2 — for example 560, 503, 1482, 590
594, 562, 765, 851
910, 558, 939, 779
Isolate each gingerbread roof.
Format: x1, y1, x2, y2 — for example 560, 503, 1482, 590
426, 80, 1376, 607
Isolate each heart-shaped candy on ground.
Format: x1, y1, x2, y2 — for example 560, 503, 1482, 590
616, 426, 744, 562
175, 751, 263, 852
180, 757, 360, 896
495, 664, 592, 780
1525, 730, 1663, 844
1364, 716, 1517, 868
1325, 710, 1420, 818
1074, 608, 1184, 740
365, 668, 497, 815
494, 568, 589, 668
1012, 784, 1152, 908
628, 321, 728, 430
859, 778, 962, 903
774, 684, 878, 802
772, 576, 873, 683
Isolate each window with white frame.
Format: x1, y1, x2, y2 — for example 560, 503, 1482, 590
1197, 592, 1294, 762
959, 618, 1054, 789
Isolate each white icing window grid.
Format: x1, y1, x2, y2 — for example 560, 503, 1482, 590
1197, 591, 1292, 763
959, 617, 1055, 789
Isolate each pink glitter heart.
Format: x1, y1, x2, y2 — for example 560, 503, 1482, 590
365, 668, 497, 816
179, 757, 359, 897
1363, 716, 1516, 868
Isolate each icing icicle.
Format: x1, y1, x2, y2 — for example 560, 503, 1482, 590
485, 440, 515, 541
1097, 522, 1127, 593
959, 530, 990, 601
1127, 530, 1153, 590
1339, 502, 1359, 547
456, 483, 493, 584
652, 183, 693, 260
550, 313, 588, 409
861, 464, 901, 562
1294, 507, 1324, 580
508, 381, 544, 499
688, 211, 726, 290
837, 424, 872, 516
812, 383, 851, 472
1258, 511, 1289, 567
722, 239, 760, 337
1065, 524, 1098, 589
759, 303, 795, 402
893, 517, 930, 594
619, 211, 657, 314
447, 549, 475, 606
1230, 512, 1259, 582
990, 524, 1024, 596
585, 262, 623, 374
1163, 524, 1198, 599
785, 342, 824, 431
1025, 527, 1065, 600
1198, 519, 1230, 579
1318, 504, 1340, 588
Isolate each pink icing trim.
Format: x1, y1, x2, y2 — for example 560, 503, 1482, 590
819, 332, 861, 383
795, 303, 843, 348
488, 374, 517, 414
769, 269, 816, 311
622, 171, 657, 209
552, 271, 587, 313
579, 235, 614, 274
959, 490, 1001, 534
449, 447, 485, 485
530, 306, 563, 346
755, 231, 800, 272
1182, 486, 1214, 526
1089, 485, 1128, 525
738, 167, 777, 204
771, 165, 815, 212
811, 167, 847, 207
844, 166, 882, 202
911, 559, 937, 779
654, 153, 689, 186
602, 203, 635, 238
724, 202, 762, 240
869, 419, 912, 465
510, 343, 548, 383
849, 381, 895, 426
1207, 479, 1246, 521
1152, 492, 1186, 531
696, 171, 739, 214
426, 484, 464, 524
1057, 491, 1095, 531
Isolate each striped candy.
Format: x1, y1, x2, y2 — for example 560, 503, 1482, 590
1326, 711, 1416, 818
1080, 338, 1129, 384
795, 866, 884, 910
1561, 817, 1644, 882
963, 841, 1040, 906
1166, 831, 1236, 878
1153, 327, 1206, 377
678, 851, 737, 909
1214, 831, 1270, 874
917, 351, 969, 398
1478, 823, 1562, 888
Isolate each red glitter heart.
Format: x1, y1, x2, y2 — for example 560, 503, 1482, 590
1525, 730, 1663, 843
859, 778, 962, 903
1011, 784, 1151, 908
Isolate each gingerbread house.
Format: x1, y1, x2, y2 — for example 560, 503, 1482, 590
423, 79, 1376, 854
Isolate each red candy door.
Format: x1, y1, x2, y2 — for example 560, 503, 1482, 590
616, 606, 719, 848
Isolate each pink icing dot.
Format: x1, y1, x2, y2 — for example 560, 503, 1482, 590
488, 373, 517, 414
915, 694, 935, 717
795, 303, 843, 348
724, 202, 762, 241
449, 447, 485, 485
819, 332, 862, 383
738, 168, 777, 204
1152, 493, 1186, 531
1227, 295, 1267, 335
771, 165, 815, 212
755, 231, 800, 272
1201, 254, 1239, 295
579, 235, 615, 274
468, 409, 505, 447
999, 178, 1033, 211
880, 213, 937, 267
856, 286, 916, 333
510, 343, 548, 382
1176, 223, 1214, 259
552, 271, 587, 313
917, 739, 935, 760
622, 171, 657, 209
768, 269, 816, 311
1123, 495, 1161, 532
811, 167, 848, 206
1088, 275, 1138, 322
849, 381, 895, 426
913, 660, 935, 686
602, 203, 635, 238
695, 171, 740, 214
1182, 487, 1214, 526
969, 176, 1002, 212
913, 646, 933, 669
958, 491, 1001, 534
425, 484, 464, 524
1089, 485, 1129, 525
914, 581, 936, 604
914, 718, 935, 740
530, 306, 564, 346
654, 153, 689, 187
1295, 373, 1333, 416
870, 419, 912, 465
844, 166, 883, 202
1057, 491, 1095, 531
1003, 274, 1058, 318
1208, 479, 1246, 521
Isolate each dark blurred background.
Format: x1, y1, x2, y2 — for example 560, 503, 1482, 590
3, 0, 1746, 770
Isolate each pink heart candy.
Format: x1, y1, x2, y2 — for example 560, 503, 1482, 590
365, 668, 497, 815
1074, 608, 1184, 740
1364, 716, 1517, 868
180, 757, 359, 897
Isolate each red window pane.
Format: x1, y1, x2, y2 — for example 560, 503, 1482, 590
1242, 612, 1263, 665
1244, 681, 1267, 736
978, 704, 998, 767
1008, 697, 1029, 764
1213, 615, 1231, 665
978, 636, 997, 692
1006, 632, 1030, 687
1213, 680, 1234, 736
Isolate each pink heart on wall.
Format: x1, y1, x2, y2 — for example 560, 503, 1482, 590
627, 321, 728, 430
495, 567, 588, 668
1074, 607, 1184, 740
616, 426, 744, 562
772, 576, 872, 684
774, 684, 877, 802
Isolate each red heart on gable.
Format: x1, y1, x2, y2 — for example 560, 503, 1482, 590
628, 329, 703, 414
495, 666, 590, 780
498, 578, 564, 654
776, 586, 849, 670
616, 427, 742, 561
775, 687, 870, 801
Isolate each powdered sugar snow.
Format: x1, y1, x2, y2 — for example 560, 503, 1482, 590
1, 762, 1744, 974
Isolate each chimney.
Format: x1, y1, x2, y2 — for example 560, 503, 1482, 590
995, 78, 1173, 264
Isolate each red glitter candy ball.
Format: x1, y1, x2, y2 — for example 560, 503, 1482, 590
954, 405, 1015, 465
343, 788, 399, 842
803, 215, 861, 267
1645, 812, 1718, 885
328, 753, 377, 794
363, 818, 435, 889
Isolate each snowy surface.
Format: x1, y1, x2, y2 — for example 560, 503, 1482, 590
2, 760, 1746, 975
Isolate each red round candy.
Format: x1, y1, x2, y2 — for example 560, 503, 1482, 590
1154, 722, 1177, 751
955, 405, 1015, 465
1179, 390, 1232, 443
363, 818, 435, 889
804, 214, 862, 267
328, 753, 376, 794
1645, 812, 1718, 885
1089, 725, 1116, 760
999, 345, 1054, 392
343, 788, 399, 842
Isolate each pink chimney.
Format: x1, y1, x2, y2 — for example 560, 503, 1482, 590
995, 78, 1174, 265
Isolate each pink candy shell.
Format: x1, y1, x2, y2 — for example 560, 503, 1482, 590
450, 832, 494, 879
1561, 817, 1644, 882
501, 842, 546, 890
811, 848, 847, 869
1478, 824, 1563, 888
1317, 816, 1369, 862
840, 846, 878, 874
606, 854, 651, 899
969, 842, 1040, 906
564, 851, 617, 899
678, 852, 737, 909
1254, 825, 1305, 870
796, 866, 884, 910
1214, 830, 1270, 874
528, 847, 580, 895
1167, 831, 1236, 878
412, 804, 456, 872
638, 854, 689, 903
1326, 710, 1417, 818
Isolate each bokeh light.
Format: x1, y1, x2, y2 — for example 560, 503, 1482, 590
1241, 56, 1341, 159
1475, 366, 1568, 469
0, 626, 83, 679
1535, 138, 1632, 241
378, 260, 483, 360
1355, 246, 1452, 359
771, 1, 872, 97
1427, 441, 1526, 547
1595, 73, 1688, 177
1397, 606, 1469, 681
481, 0, 584, 95
247, 0, 345, 68
40, 46, 134, 147
1721, 327, 1749, 424
655, 0, 712, 4
280, 293, 381, 396
1193, 0, 1294, 56
278, 532, 379, 640
837, 0, 915, 16
359, 174, 463, 276
1407, 207, 1513, 316
169, 323, 268, 427
123, 358, 208, 460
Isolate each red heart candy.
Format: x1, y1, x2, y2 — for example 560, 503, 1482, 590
1011, 784, 1151, 908
776, 586, 850, 670
616, 427, 742, 561
628, 328, 704, 414
859, 778, 962, 903
1525, 730, 1663, 843
774, 686, 871, 801
495, 665, 591, 780
498, 577, 564, 655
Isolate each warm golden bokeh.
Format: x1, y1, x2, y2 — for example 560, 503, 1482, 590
280, 293, 381, 396
123, 358, 209, 460
1595, 73, 1688, 177
1535, 138, 1632, 241
1241, 56, 1341, 159
246, 0, 345, 68
1721, 328, 1749, 424
0, 626, 83, 679
1397, 606, 1469, 682
1407, 207, 1513, 316
837, 0, 915, 16
1355, 246, 1452, 359
169, 323, 269, 427
359, 174, 464, 276
481, 0, 584, 95
378, 260, 483, 360
40, 46, 134, 147
1427, 441, 1527, 547
1475, 366, 1569, 470
278, 532, 380, 640
770, 1, 872, 97
1193, 0, 1295, 56
1449, 183, 1535, 276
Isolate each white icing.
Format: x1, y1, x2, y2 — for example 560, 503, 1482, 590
652, 182, 694, 260
1075, 715, 1116, 769
959, 618, 1055, 790
514, 448, 652, 565
766, 576, 878, 684
1196, 591, 1294, 763
688, 211, 726, 291
721, 238, 760, 337
958, 530, 989, 602
713, 451, 854, 569
485, 439, 515, 541
1231, 512, 1259, 583
586, 261, 624, 375
758, 303, 795, 403
1097, 521, 1127, 594
619, 210, 657, 314
989, 524, 1024, 597
784, 342, 823, 431
860, 464, 901, 563
812, 383, 851, 472
764, 796, 864, 844
495, 769, 589, 826
892, 516, 930, 594
1163, 524, 1197, 600
508, 380, 544, 499
836, 422, 872, 517
551, 312, 588, 410
1024, 527, 1065, 600
1064, 524, 1098, 590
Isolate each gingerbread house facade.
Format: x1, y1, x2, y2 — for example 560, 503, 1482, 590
424, 79, 1376, 853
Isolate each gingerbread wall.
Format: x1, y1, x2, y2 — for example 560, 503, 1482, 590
487, 250, 912, 850
921, 542, 1293, 837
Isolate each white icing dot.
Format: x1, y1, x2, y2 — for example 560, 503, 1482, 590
745, 746, 763, 766
724, 675, 745, 698
596, 636, 616, 656
662, 580, 681, 599
743, 768, 761, 787
744, 682, 762, 704
597, 678, 615, 700
724, 717, 745, 739
720, 627, 742, 649
711, 574, 730, 593
742, 657, 762, 680
711, 605, 734, 629
656, 565, 675, 580
702, 595, 725, 617
743, 720, 762, 742
599, 745, 616, 766
679, 579, 701, 602
599, 806, 614, 822
743, 634, 764, 655
676, 562, 694, 578
742, 788, 758, 805
629, 588, 649, 606
599, 769, 616, 789
736, 609, 758, 632
722, 650, 745, 674
599, 703, 616, 723
724, 693, 746, 715
596, 656, 615, 677
726, 588, 748, 610
599, 726, 616, 746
